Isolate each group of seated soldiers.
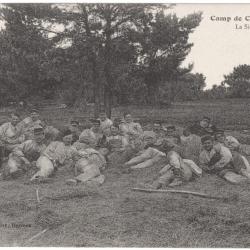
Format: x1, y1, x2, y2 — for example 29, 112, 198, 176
0, 110, 250, 188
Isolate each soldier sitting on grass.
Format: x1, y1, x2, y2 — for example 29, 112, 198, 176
165, 125, 181, 145
145, 140, 202, 189
152, 120, 166, 139
119, 113, 143, 144
180, 127, 202, 164
214, 130, 250, 179
98, 111, 113, 136
189, 116, 217, 137
19, 109, 45, 140
67, 119, 81, 144
79, 119, 107, 154
215, 129, 250, 158
105, 124, 131, 167
199, 135, 250, 184
0, 113, 25, 155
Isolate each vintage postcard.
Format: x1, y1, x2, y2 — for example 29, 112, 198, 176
0, 2, 249, 247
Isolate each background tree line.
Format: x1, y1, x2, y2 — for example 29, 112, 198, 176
203, 64, 250, 100
0, 3, 214, 117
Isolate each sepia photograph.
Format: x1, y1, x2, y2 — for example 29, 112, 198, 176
0, 1, 250, 247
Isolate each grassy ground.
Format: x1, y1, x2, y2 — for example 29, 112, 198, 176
1, 98, 250, 247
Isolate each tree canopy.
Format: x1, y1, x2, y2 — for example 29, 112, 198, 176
223, 64, 250, 98
0, 3, 204, 116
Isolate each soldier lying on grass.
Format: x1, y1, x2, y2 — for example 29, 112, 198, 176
30, 129, 79, 182
65, 147, 106, 186
124, 131, 166, 169
3, 126, 46, 179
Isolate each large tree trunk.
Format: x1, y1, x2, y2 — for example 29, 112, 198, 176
145, 72, 160, 106
74, 81, 88, 112
103, 8, 113, 118
103, 51, 113, 118
92, 57, 101, 118
104, 84, 112, 118
94, 87, 101, 118
169, 76, 178, 103
82, 7, 101, 118
147, 83, 159, 106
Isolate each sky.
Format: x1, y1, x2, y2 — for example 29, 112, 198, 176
172, 4, 250, 89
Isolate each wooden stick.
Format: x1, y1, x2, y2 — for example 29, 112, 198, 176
26, 228, 49, 243
36, 188, 40, 203
131, 188, 226, 200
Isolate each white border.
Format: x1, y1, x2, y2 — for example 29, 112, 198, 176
0, 1, 248, 250
0, 0, 250, 3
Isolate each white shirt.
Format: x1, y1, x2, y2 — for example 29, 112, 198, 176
0, 122, 24, 144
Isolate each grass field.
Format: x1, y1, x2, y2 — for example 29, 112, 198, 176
1, 98, 250, 247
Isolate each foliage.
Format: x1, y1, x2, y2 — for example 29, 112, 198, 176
128, 9, 202, 104
202, 84, 228, 99
0, 3, 204, 115
206, 64, 250, 100
0, 4, 61, 103
223, 64, 250, 98
163, 72, 206, 101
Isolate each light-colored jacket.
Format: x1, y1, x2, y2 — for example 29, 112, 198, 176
181, 134, 202, 163
199, 144, 232, 171
119, 122, 143, 136
79, 129, 103, 148
106, 135, 129, 152
12, 140, 46, 161
18, 117, 45, 139
42, 141, 79, 165
0, 122, 24, 145
99, 118, 113, 135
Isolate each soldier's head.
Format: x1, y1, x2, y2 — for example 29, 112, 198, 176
183, 127, 191, 137
33, 126, 45, 143
143, 131, 157, 147
124, 113, 133, 123
224, 136, 240, 151
159, 139, 175, 154
90, 119, 101, 132
30, 109, 39, 122
110, 125, 119, 136
166, 125, 176, 136
153, 120, 162, 132
62, 129, 73, 146
113, 118, 122, 127
70, 120, 80, 133
214, 130, 225, 143
201, 135, 214, 151
10, 113, 20, 126
200, 116, 210, 128
99, 112, 107, 121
